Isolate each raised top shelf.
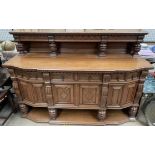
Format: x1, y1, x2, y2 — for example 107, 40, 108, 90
11, 29, 148, 56
10, 29, 147, 35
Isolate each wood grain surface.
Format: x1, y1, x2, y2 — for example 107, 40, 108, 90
3, 53, 152, 71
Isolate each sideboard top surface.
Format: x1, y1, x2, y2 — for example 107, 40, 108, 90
3, 53, 152, 72
10, 29, 147, 35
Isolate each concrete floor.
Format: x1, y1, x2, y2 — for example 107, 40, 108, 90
4, 112, 143, 126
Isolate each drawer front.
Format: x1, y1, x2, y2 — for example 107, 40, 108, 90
78, 73, 102, 82
51, 72, 74, 82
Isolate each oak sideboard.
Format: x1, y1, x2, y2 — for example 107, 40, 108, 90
3, 29, 153, 122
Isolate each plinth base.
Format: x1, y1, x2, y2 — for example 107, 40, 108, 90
26, 108, 130, 125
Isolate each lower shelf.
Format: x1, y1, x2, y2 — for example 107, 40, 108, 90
26, 108, 130, 125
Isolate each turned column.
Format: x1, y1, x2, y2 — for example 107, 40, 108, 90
98, 36, 108, 57
48, 36, 57, 56
48, 107, 57, 120
16, 42, 29, 54
19, 104, 29, 117
98, 109, 106, 121
129, 106, 138, 118
133, 42, 141, 55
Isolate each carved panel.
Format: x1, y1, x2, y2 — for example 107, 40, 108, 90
52, 85, 74, 104
78, 73, 101, 82
19, 81, 46, 103
121, 82, 138, 105
80, 85, 100, 105
107, 83, 124, 107
125, 72, 132, 81
107, 35, 137, 42
55, 35, 101, 42
111, 73, 118, 82
118, 73, 125, 81
51, 72, 74, 82
32, 83, 46, 103
19, 81, 34, 102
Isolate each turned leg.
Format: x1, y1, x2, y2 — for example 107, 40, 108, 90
19, 104, 29, 117
97, 110, 106, 121
129, 106, 138, 118
48, 108, 57, 120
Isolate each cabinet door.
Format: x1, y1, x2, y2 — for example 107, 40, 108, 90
79, 85, 101, 105
107, 82, 138, 108
121, 82, 138, 105
107, 83, 124, 107
19, 81, 46, 104
52, 85, 74, 105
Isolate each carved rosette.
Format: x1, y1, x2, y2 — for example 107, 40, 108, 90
98, 110, 106, 121
48, 108, 57, 120
19, 104, 29, 117
48, 36, 57, 56
129, 106, 138, 118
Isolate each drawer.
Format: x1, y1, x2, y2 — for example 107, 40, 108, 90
51, 72, 74, 82
78, 73, 102, 82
